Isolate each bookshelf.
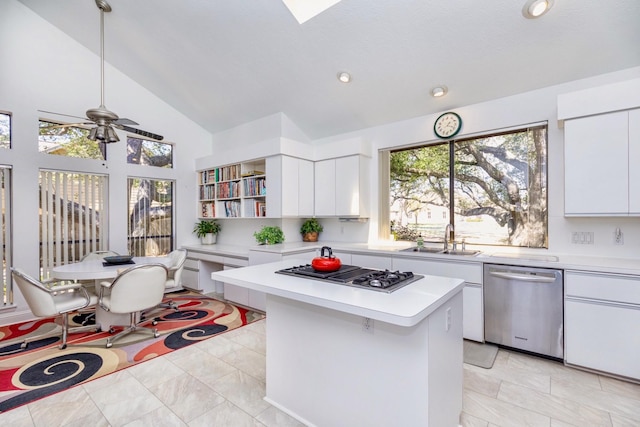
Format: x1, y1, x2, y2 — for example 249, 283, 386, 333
197, 159, 267, 218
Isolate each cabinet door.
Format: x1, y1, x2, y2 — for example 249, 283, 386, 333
223, 265, 249, 306
564, 111, 629, 215
335, 156, 359, 216
248, 290, 266, 312
314, 159, 336, 216
280, 155, 299, 217
565, 299, 640, 380
463, 284, 484, 342
298, 159, 315, 216
182, 267, 200, 290
629, 109, 640, 214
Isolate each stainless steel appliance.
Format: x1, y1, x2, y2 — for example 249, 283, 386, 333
275, 264, 423, 293
484, 264, 564, 359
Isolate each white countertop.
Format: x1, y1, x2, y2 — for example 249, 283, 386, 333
184, 240, 640, 276
180, 243, 250, 259
212, 259, 465, 327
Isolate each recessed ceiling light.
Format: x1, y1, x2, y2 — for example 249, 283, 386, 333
431, 86, 448, 98
522, 0, 554, 19
337, 72, 351, 83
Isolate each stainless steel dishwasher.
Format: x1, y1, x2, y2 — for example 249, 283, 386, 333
484, 264, 564, 359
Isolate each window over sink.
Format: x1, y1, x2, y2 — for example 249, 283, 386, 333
383, 123, 548, 248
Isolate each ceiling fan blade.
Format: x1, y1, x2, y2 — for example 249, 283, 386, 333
38, 110, 89, 121
41, 122, 87, 129
118, 124, 164, 141
114, 118, 139, 126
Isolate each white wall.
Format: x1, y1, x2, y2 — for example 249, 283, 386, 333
0, 1, 212, 324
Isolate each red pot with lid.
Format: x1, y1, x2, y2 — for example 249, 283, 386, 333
311, 246, 342, 272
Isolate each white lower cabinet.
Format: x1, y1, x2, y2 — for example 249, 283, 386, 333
392, 256, 483, 342
462, 283, 484, 342
222, 257, 266, 311
565, 299, 640, 380
182, 253, 225, 293
564, 271, 640, 380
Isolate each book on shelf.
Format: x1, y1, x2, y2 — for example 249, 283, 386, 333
217, 181, 241, 199
243, 177, 266, 197
223, 200, 241, 217
215, 164, 242, 182
199, 183, 215, 200
201, 202, 215, 218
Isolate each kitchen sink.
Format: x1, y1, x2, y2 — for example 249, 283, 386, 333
440, 249, 480, 256
399, 247, 481, 256
400, 247, 444, 254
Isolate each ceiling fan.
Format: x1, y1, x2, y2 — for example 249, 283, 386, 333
42, 0, 163, 143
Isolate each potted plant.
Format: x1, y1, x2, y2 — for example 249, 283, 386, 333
193, 220, 221, 244
254, 225, 285, 245
300, 218, 323, 242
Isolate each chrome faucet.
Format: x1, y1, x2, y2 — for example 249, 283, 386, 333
444, 223, 454, 251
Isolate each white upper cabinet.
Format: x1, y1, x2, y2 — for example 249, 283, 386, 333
564, 111, 629, 215
270, 155, 314, 217
314, 155, 369, 217
629, 109, 640, 214
314, 159, 336, 216
559, 79, 640, 217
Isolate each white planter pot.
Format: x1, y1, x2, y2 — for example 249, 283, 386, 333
201, 233, 217, 245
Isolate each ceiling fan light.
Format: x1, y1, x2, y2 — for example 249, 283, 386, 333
88, 127, 98, 141
95, 126, 106, 141
105, 126, 119, 143
522, 0, 554, 19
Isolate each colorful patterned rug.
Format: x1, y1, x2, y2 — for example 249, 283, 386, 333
0, 291, 264, 413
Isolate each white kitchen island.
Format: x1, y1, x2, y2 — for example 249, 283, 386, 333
212, 260, 465, 427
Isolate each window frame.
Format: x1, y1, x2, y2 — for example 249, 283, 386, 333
127, 176, 175, 256
384, 122, 548, 248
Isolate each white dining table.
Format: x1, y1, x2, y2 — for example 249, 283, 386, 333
52, 256, 171, 329
51, 256, 171, 281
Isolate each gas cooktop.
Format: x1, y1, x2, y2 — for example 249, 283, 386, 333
275, 264, 423, 293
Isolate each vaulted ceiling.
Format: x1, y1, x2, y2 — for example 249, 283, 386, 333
17, 0, 640, 140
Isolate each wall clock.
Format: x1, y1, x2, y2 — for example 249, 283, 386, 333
434, 112, 462, 139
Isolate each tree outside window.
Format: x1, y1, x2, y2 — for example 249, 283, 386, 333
38, 120, 105, 159
127, 137, 173, 168
0, 113, 10, 149
389, 125, 548, 248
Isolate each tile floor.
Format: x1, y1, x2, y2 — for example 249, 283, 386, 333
1, 317, 639, 426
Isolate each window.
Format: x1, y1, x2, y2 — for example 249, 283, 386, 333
0, 112, 10, 149
389, 125, 548, 248
40, 170, 108, 279
127, 177, 174, 256
38, 120, 105, 160
127, 137, 173, 168
1, 166, 12, 306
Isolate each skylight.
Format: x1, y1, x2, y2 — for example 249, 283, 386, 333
282, 0, 342, 24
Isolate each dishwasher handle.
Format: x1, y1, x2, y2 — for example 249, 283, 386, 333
488, 270, 557, 283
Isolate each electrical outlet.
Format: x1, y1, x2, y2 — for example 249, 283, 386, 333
445, 307, 451, 331
362, 317, 374, 333
571, 231, 594, 245
614, 228, 624, 245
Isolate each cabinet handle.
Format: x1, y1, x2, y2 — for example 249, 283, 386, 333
489, 271, 557, 283
566, 296, 640, 310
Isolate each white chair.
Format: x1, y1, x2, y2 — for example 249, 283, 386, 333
98, 263, 168, 348
161, 249, 187, 310
77, 251, 121, 325
10, 268, 100, 350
